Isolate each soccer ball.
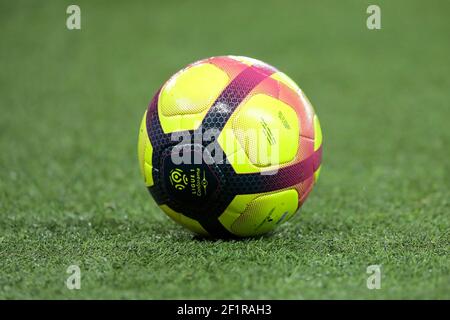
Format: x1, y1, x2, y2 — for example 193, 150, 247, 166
138, 56, 322, 238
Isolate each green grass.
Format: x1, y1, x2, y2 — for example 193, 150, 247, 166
0, 0, 449, 299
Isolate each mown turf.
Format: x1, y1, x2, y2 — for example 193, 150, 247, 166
0, 0, 449, 299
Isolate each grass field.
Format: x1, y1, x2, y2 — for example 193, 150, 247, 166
0, 0, 449, 299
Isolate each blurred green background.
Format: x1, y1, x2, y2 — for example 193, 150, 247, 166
0, 0, 448, 299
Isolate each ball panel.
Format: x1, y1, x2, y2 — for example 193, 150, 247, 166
313, 115, 323, 182
138, 110, 154, 187
233, 94, 299, 166
228, 55, 263, 66
207, 56, 249, 79
279, 84, 314, 140
314, 166, 322, 182
314, 115, 322, 151
297, 176, 315, 208
160, 204, 209, 236
297, 135, 314, 163
218, 193, 260, 233
250, 73, 315, 140
159, 63, 229, 116
227, 55, 279, 75
297, 90, 316, 135
225, 193, 260, 213
218, 208, 240, 234
158, 63, 230, 133
217, 93, 300, 174
255, 73, 316, 141
138, 111, 147, 176
229, 189, 298, 236
271, 71, 301, 92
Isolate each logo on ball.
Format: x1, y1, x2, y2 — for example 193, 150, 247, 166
169, 168, 188, 190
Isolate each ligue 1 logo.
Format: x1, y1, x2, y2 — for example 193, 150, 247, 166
169, 168, 188, 191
